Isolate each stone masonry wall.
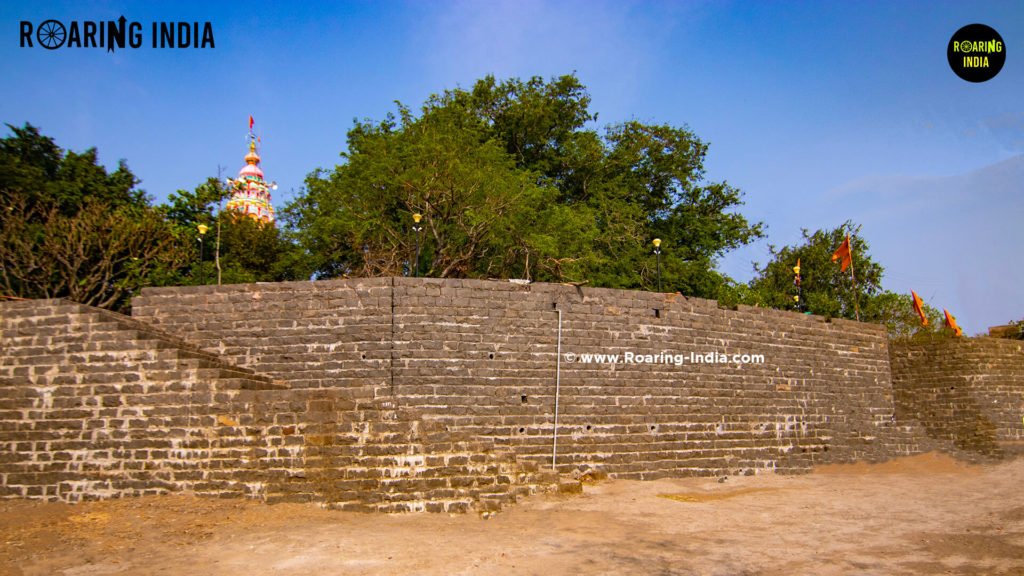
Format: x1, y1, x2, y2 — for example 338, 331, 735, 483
7, 279, 1021, 511
0, 298, 281, 502
890, 337, 1024, 459
2, 298, 553, 511
391, 279, 924, 477
133, 277, 925, 481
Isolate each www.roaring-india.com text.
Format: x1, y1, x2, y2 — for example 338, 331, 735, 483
565, 350, 765, 367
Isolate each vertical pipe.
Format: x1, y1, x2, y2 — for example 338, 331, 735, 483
553, 308, 562, 471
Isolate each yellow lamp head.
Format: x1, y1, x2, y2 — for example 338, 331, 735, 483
413, 213, 422, 224
653, 238, 661, 248
197, 224, 209, 235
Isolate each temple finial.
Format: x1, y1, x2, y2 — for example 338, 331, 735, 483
225, 118, 276, 224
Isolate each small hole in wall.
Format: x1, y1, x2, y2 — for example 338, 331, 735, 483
361, 353, 366, 360
521, 395, 528, 404
489, 352, 495, 360
585, 425, 592, 431
518, 427, 526, 434
650, 425, 657, 432
552, 302, 557, 309
653, 308, 660, 318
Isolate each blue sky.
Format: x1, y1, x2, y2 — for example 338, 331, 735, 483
2, 0, 1022, 334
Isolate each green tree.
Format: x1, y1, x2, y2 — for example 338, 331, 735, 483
288, 74, 764, 294
741, 221, 945, 338
861, 291, 944, 340
447, 74, 596, 177
162, 177, 311, 285
288, 102, 549, 278
216, 214, 310, 284
0, 124, 187, 310
745, 222, 881, 318
1004, 317, 1024, 340
161, 177, 231, 285
0, 123, 144, 214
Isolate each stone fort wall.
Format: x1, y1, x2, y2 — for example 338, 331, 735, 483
891, 337, 1024, 459
0, 296, 556, 512
2, 277, 1021, 511
130, 278, 922, 475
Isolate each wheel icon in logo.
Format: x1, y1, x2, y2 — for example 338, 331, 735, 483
37, 20, 66, 50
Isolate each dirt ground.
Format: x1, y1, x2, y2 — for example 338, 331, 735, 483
2, 452, 1023, 576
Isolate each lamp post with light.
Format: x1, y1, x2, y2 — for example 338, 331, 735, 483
793, 259, 803, 312
197, 223, 209, 285
653, 238, 662, 292
412, 213, 423, 278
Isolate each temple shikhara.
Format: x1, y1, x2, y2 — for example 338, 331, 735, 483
225, 116, 276, 224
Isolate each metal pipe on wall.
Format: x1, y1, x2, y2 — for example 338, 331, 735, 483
553, 307, 562, 471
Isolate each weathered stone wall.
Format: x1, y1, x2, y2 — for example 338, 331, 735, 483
890, 337, 1024, 458
133, 277, 924, 480
13, 279, 1018, 511
1, 298, 552, 511
0, 298, 282, 502
391, 279, 924, 477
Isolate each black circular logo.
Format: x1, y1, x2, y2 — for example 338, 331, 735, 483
948, 24, 1005, 82
36, 19, 66, 50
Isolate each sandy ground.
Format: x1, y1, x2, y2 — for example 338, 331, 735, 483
2, 453, 1023, 576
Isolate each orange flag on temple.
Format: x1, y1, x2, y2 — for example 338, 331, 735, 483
249, 115, 254, 131
943, 309, 963, 336
911, 290, 927, 326
831, 233, 852, 272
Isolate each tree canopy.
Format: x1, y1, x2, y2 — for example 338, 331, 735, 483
1, 79, 952, 339
0, 124, 307, 310
745, 222, 883, 318
734, 221, 945, 339
160, 178, 310, 286
284, 74, 764, 296
0, 123, 185, 310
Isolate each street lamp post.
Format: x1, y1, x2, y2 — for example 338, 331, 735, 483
412, 213, 423, 278
793, 258, 802, 312
197, 223, 209, 285
653, 238, 662, 292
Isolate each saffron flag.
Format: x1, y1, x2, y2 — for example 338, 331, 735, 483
911, 290, 927, 326
249, 115, 254, 131
831, 234, 852, 272
943, 309, 963, 337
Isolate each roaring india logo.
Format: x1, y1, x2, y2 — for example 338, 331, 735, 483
19, 16, 214, 51
947, 24, 1005, 83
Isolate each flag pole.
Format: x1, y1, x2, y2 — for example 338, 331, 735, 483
847, 228, 861, 322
